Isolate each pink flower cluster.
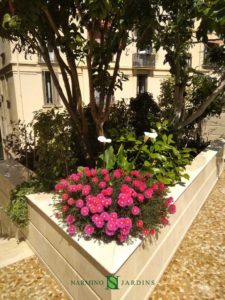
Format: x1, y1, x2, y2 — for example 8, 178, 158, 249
53, 167, 176, 244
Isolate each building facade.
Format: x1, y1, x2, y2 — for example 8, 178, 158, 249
0, 37, 208, 157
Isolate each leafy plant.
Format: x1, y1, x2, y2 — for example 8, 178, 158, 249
7, 178, 45, 228
98, 121, 194, 185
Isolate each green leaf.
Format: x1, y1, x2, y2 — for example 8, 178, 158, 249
100, 146, 116, 170
2, 13, 11, 28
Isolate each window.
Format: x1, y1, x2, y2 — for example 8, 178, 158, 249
137, 75, 148, 95
42, 71, 60, 106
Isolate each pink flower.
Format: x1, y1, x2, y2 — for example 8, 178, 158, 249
96, 204, 104, 213
54, 212, 60, 218
136, 220, 144, 228
113, 169, 122, 179
126, 197, 134, 206
105, 229, 115, 236
84, 225, 95, 236
92, 214, 100, 223
76, 184, 83, 191
67, 198, 75, 206
116, 218, 126, 228
89, 205, 97, 213
69, 173, 80, 182
101, 169, 108, 175
130, 170, 140, 177
91, 177, 99, 184
99, 181, 106, 189
67, 225, 76, 235
125, 176, 132, 182
107, 220, 118, 231
67, 185, 77, 192
120, 227, 130, 235
80, 206, 89, 216
61, 205, 69, 212
61, 193, 69, 201
102, 197, 112, 207
158, 182, 165, 192
144, 188, 154, 199
124, 217, 132, 228
137, 194, 144, 203
85, 170, 91, 177
120, 184, 132, 194
138, 183, 147, 192
168, 204, 176, 214
55, 184, 63, 191
131, 190, 137, 197
165, 197, 173, 207
104, 175, 110, 182
90, 169, 97, 176
161, 216, 169, 226
151, 183, 158, 191
109, 212, 118, 220
60, 179, 69, 187
142, 229, 149, 236
94, 219, 104, 228
132, 180, 142, 188
76, 199, 84, 208
82, 185, 91, 196
118, 234, 127, 243
97, 193, 105, 201
100, 212, 109, 221
118, 198, 127, 207
149, 228, 155, 236
132, 206, 140, 215
102, 187, 113, 196
66, 214, 75, 224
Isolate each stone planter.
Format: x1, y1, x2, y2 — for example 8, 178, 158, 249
18, 140, 225, 299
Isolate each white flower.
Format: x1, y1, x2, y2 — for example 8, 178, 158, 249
97, 136, 112, 143
144, 131, 158, 139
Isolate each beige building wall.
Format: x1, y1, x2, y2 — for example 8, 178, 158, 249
0, 36, 208, 152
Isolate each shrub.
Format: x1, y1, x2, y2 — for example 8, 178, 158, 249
53, 167, 176, 244
98, 121, 193, 185
7, 178, 45, 228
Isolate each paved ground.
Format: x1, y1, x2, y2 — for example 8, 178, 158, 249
0, 169, 225, 300
0, 238, 33, 269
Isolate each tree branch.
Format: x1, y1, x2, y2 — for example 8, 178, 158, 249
40, 4, 62, 38
180, 77, 225, 128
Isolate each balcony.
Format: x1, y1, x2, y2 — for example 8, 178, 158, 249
132, 53, 156, 68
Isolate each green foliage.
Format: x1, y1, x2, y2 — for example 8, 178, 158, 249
129, 93, 161, 137
3, 121, 36, 170
105, 94, 161, 141
158, 74, 225, 147
99, 121, 193, 185
32, 109, 77, 188
4, 109, 78, 189
7, 178, 45, 228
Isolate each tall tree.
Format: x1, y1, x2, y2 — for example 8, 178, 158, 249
137, 0, 225, 130
0, 0, 158, 162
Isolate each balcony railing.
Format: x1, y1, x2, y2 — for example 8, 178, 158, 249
132, 53, 156, 68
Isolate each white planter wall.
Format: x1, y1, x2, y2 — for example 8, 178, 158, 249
9, 141, 225, 299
